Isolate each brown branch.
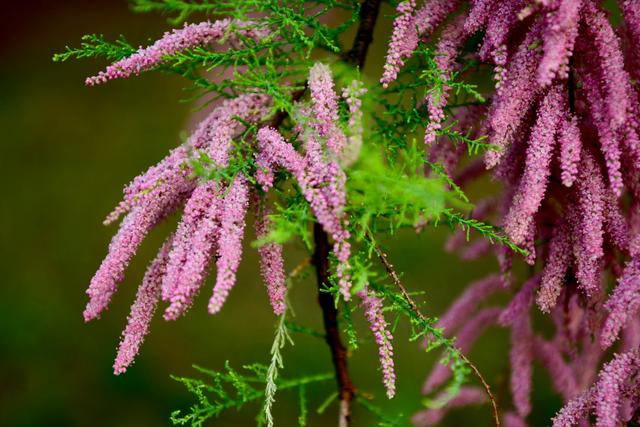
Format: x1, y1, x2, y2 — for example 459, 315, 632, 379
343, 0, 382, 68
313, 223, 355, 427
372, 240, 501, 427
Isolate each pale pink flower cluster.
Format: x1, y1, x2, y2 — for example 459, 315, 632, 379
383, 0, 640, 424
359, 288, 396, 398
83, 33, 377, 382
86, 19, 270, 86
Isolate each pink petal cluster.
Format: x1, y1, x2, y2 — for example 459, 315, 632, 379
390, 1, 640, 424
552, 349, 640, 427
86, 19, 269, 86
256, 64, 354, 301
359, 287, 396, 398
84, 44, 365, 379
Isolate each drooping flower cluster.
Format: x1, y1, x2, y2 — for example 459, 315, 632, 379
85, 19, 270, 86
83, 24, 395, 397
381, 1, 640, 425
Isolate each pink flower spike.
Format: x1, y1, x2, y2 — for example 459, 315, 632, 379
558, 113, 581, 187
601, 258, 640, 349
583, 1, 630, 131
537, 0, 582, 85
381, 0, 417, 87
84, 178, 189, 322
308, 63, 346, 155
537, 218, 572, 313
161, 180, 218, 302
359, 288, 396, 399
573, 154, 606, 296
255, 200, 287, 316
113, 235, 173, 375
503, 85, 564, 245
593, 349, 640, 427
164, 183, 222, 320
86, 20, 270, 86
424, 14, 470, 146
208, 174, 250, 314
485, 21, 544, 168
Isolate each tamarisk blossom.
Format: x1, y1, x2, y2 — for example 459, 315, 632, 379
85, 94, 270, 324
208, 174, 250, 314
114, 235, 173, 374
382, 0, 640, 423
537, 0, 581, 86
601, 258, 640, 348
257, 125, 353, 301
359, 287, 396, 398
256, 64, 354, 301
381, 0, 461, 87
552, 350, 640, 427
340, 79, 367, 167
255, 201, 287, 316
503, 85, 564, 246
558, 113, 581, 187
381, 0, 417, 87
86, 19, 270, 86
424, 14, 469, 146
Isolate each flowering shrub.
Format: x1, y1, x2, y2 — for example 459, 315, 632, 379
56, 0, 639, 425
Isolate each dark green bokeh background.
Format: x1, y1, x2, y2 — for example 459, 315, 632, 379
0, 2, 562, 426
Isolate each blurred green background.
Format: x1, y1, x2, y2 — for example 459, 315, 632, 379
0, 2, 562, 426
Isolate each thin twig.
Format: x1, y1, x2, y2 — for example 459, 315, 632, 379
371, 239, 501, 427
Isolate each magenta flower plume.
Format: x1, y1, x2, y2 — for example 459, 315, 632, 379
573, 154, 606, 296
359, 287, 396, 398
389, 0, 640, 422
485, 22, 543, 168
537, 219, 571, 312
558, 113, 582, 187
208, 174, 250, 314
308, 63, 346, 155
381, 0, 417, 88
537, 0, 581, 86
113, 235, 173, 375
86, 19, 269, 86
84, 170, 191, 321
503, 85, 564, 246
163, 182, 222, 320
255, 201, 287, 316
593, 349, 639, 427
341, 79, 367, 167
424, 14, 470, 146
601, 258, 640, 348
